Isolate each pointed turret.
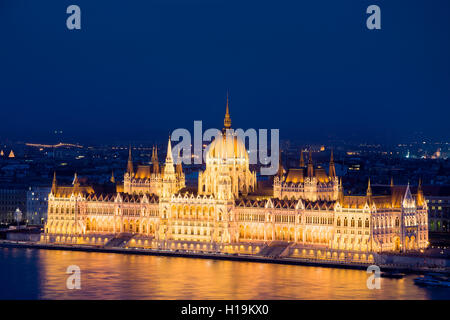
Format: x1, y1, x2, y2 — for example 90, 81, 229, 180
366, 178, 372, 197
299, 149, 305, 167
365, 178, 373, 206
223, 92, 232, 130
277, 150, 285, 180
110, 170, 115, 183
51, 171, 57, 194
72, 172, 80, 187
338, 177, 344, 203
416, 178, 425, 206
390, 176, 394, 188
166, 138, 173, 162
152, 146, 160, 174
405, 182, 412, 198
162, 137, 179, 198
307, 150, 314, 177
126, 146, 134, 176
402, 182, 415, 208
176, 149, 183, 176
164, 137, 175, 175
329, 149, 336, 178
72, 172, 80, 195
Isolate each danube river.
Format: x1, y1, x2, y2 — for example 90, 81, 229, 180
0, 247, 448, 299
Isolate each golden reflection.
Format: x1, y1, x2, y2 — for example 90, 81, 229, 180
32, 250, 433, 300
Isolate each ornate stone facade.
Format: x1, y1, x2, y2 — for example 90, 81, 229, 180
43, 101, 429, 262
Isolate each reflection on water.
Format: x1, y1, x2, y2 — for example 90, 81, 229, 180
0, 248, 448, 299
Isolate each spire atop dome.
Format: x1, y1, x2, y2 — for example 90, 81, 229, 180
224, 92, 231, 129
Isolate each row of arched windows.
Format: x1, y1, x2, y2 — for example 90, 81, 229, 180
49, 206, 78, 215
305, 216, 333, 225
238, 212, 265, 222
372, 216, 400, 229
337, 217, 370, 228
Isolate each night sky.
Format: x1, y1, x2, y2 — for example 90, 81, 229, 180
0, 0, 449, 144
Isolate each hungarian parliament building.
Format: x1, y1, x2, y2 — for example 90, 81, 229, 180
43, 101, 429, 263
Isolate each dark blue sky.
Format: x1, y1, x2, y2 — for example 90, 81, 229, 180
0, 0, 449, 144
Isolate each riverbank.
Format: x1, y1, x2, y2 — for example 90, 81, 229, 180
1, 240, 448, 275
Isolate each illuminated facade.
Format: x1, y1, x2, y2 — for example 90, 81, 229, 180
43, 101, 429, 262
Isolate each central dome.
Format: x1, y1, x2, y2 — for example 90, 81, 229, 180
205, 94, 248, 161
206, 132, 248, 160
198, 95, 256, 199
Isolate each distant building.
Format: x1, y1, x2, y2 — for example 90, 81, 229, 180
0, 185, 27, 223
26, 185, 51, 225
422, 186, 450, 233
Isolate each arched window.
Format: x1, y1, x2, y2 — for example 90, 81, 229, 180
395, 217, 400, 227
365, 218, 369, 228
351, 218, 355, 227
344, 217, 348, 227
358, 219, 362, 228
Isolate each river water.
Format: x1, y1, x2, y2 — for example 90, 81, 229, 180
0, 248, 448, 299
